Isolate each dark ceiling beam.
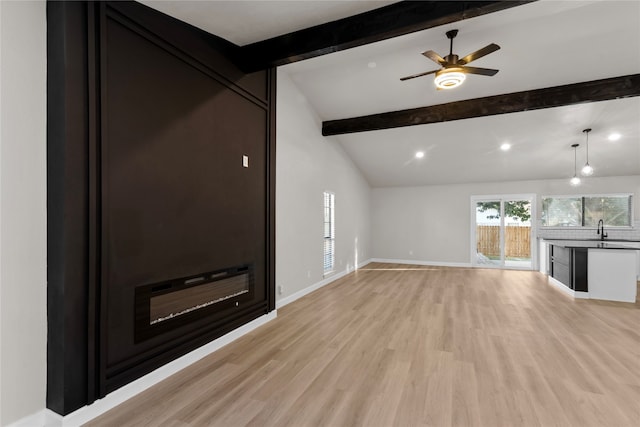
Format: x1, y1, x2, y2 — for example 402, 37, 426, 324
239, 1, 535, 72
322, 74, 640, 136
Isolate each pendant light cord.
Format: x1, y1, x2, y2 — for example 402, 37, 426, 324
585, 132, 589, 161
570, 143, 581, 186
583, 128, 591, 164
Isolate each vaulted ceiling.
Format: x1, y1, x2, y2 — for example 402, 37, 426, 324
141, 0, 640, 187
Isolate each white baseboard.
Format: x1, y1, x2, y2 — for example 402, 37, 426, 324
548, 276, 575, 297
276, 259, 372, 309
575, 291, 590, 299
547, 276, 589, 299
370, 258, 472, 268
17, 311, 277, 427
5, 409, 59, 427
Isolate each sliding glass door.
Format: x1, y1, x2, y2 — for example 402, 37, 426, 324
472, 195, 535, 269
474, 199, 503, 266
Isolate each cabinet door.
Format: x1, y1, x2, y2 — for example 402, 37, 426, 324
553, 262, 572, 289
550, 245, 572, 288
573, 248, 588, 292
552, 245, 571, 266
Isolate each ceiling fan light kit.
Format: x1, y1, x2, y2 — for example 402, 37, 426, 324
434, 68, 466, 89
400, 29, 500, 89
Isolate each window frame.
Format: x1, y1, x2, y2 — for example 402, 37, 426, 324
541, 193, 634, 229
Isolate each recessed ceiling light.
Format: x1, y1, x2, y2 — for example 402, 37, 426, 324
367, 62, 377, 69
415, 151, 425, 159
608, 133, 621, 141
500, 143, 511, 151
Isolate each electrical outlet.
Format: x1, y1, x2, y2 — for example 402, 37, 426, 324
307, 271, 311, 279
277, 285, 283, 295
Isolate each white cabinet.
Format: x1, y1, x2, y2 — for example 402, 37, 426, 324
588, 249, 638, 303
538, 240, 548, 274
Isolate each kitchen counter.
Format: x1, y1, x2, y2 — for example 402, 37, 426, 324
539, 239, 639, 303
541, 239, 640, 250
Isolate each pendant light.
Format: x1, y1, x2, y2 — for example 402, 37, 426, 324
570, 143, 581, 186
581, 128, 594, 176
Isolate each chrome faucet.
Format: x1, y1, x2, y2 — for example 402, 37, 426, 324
597, 219, 608, 241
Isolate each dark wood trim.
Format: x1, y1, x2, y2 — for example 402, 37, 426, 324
86, 0, 100, 404
46, 0, 91, 415
322, 74, 640, 136
97, 1, 110, 399
239, 1, 534, 72
267, 67, 277, 311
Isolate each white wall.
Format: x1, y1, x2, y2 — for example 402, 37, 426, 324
372, 175, 640, 265
0, 1, 47, 425
276, 70, 371, 302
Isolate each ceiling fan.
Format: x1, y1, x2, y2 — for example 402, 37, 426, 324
400, 29, 500, 89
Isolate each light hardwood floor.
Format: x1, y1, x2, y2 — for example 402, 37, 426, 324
86, 263, 640, 427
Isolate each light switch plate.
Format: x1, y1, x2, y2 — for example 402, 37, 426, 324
242, 155, 249, 168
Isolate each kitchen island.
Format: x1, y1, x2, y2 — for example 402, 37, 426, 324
540, 239, 639, 303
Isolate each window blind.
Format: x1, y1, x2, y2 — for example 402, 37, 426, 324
323, 192, 335, 273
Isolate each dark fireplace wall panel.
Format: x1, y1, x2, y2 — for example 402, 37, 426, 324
47, 1, 276, 415
104, 15, 267, 372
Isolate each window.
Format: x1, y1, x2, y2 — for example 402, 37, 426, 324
583, 196, 632, 227
323, 192, 335, 274
542, 194, 632, 227
542, 197, 582, 227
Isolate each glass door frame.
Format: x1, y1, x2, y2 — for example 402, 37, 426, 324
470, 194, 537, 270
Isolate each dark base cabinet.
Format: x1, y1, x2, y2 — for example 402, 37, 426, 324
549, 245, 588, 292
572, 249, 588, 292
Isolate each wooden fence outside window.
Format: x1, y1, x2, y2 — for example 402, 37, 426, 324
476, 225, 531, 258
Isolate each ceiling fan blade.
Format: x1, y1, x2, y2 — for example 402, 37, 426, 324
461, 66, 499, 76
458, 43, 500, 65
400, 69, 439, 81
421, 50, 446, 65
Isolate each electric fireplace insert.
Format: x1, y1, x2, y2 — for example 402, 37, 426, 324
135, 264, 254, 342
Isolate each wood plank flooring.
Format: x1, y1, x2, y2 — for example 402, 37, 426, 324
86, 263, 640, 427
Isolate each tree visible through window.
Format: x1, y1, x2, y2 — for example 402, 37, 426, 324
584, 196, 632, 227
476, 200, 532, 222
542, 195, 632, 227
323, 192, 335, 274
542, 197, 582, 227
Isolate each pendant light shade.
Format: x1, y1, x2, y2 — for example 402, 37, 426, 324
581, 128, 594, 176
581, 164, 594, 176
570, 143, 581, 186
